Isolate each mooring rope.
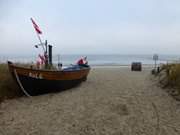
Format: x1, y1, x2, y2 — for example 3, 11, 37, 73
14, 69, 32, 97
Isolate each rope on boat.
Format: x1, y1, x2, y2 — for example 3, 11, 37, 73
14, 69, 32, 97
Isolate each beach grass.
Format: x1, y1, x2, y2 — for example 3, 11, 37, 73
0, 64, 22, 102
157, 63, 180, 96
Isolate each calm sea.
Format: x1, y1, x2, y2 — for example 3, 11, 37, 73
1, 54, 180, 66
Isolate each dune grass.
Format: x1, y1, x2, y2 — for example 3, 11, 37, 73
157, 63, 180, 96
0, 64, 22, 102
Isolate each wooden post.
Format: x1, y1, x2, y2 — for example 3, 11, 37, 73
153, 54, 158, 72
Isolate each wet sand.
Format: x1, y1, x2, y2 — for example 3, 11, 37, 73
0, 67, 180, 135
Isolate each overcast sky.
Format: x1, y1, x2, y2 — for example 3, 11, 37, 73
1, 0, 180, 55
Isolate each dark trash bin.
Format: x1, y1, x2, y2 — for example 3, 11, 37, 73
131, 62, 142, 71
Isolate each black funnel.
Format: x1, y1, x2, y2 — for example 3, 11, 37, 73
48, 45, 52, 65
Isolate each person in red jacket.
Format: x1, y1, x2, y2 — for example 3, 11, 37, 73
77, 56, 88, 65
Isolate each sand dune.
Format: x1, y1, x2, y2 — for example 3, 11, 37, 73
0, 67, 180, 135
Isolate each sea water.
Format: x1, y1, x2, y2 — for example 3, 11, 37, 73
1, 54, 180, 66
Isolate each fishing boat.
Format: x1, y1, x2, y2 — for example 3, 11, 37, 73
7, 18, 91, 96
8, 61, 90, 96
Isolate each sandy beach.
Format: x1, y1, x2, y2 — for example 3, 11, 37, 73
0, 67, 180, 135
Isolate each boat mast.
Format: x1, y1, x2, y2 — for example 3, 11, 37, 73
31, 18, 50, 68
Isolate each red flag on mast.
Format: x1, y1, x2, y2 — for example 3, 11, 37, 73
30, 18, 42, 34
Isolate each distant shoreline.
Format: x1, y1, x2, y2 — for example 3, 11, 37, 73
0, 61, 154, 69
91, 64, 154, 68
1, 53, 179, 66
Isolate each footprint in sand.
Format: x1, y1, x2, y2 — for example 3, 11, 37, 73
109, 103, 129, 116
